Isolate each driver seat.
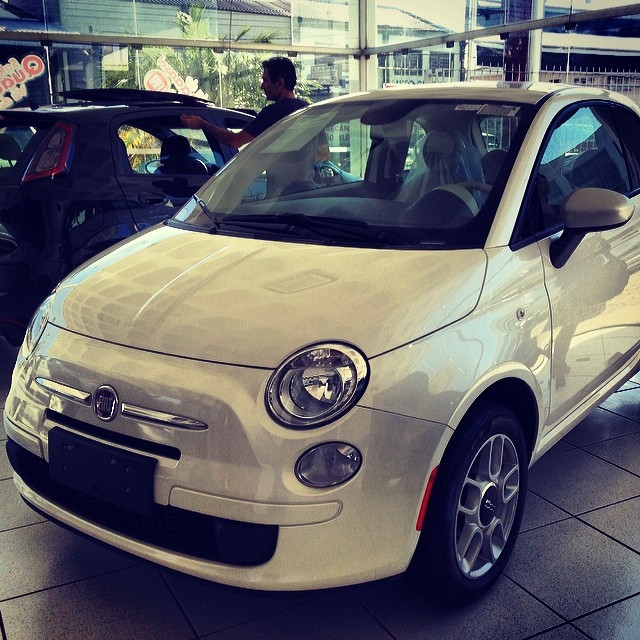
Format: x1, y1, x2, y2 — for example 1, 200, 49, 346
156, 135, 208, 175
397, 130, 484, 203
422, 130, 484, 190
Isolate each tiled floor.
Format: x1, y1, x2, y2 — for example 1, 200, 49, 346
1, 337, 639, 640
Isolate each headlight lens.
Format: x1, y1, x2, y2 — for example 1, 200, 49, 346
296, 442, 362, 487
266, 343, 369, 428
21, 295, 52, 357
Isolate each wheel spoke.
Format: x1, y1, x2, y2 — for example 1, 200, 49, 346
501, 464, 520, 504
456, 524, 483, 575
475, 440, 493, 481
489, 436, 504, 480
458, 477, 483, 517
487, 519, 507, 562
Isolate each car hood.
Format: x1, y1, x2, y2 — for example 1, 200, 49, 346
50, 225, 487, 368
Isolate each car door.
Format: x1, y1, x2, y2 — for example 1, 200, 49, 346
113, 109, 250, 229
524, 102, 640, 431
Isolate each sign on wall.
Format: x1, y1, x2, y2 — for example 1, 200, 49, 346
143, 55, 209, 100
0, 54, 46, 109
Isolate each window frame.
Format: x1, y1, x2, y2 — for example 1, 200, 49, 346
510, 100, 633, 249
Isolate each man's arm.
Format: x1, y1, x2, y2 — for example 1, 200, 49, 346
180, 114, 255, 149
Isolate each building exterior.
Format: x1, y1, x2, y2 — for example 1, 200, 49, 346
0, 1, 638, 110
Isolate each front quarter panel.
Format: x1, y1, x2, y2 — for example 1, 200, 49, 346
364, 243, 551, 438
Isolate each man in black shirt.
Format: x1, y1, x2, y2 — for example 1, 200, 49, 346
180, 57, 309, 148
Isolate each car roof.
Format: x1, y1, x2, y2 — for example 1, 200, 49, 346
320, 81, 636, 108
2, 88, 255, 120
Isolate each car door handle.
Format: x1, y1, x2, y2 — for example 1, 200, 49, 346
138, 193, 169, 206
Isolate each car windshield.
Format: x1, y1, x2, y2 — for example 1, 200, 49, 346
170, 97, 532, 249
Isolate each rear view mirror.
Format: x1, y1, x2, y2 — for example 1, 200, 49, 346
550, 188, 634, 268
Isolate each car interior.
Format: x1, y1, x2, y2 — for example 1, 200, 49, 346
155, 135, 209, 175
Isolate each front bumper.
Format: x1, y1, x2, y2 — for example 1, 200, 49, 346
4, 324, 451, 590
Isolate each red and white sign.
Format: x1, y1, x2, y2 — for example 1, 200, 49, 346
0, 54, 46, 109
144, 55, 209, 101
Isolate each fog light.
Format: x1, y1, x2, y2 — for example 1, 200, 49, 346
296, 442, 362, 488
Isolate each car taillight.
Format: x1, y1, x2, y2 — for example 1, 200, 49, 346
23, 122, 76, 182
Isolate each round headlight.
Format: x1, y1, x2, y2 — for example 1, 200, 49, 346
266, 343, 369, 428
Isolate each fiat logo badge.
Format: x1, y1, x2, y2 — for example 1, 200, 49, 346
94, 385, 119, 421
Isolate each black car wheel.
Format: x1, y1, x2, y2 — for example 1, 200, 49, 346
410, 401, 528, 604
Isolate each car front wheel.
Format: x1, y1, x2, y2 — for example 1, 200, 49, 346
410, 401, 528, 604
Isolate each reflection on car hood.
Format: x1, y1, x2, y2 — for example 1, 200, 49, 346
51, 225, 487, 367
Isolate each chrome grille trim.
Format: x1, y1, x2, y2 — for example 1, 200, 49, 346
121, 403, 208, 431
36, 377, 91, 405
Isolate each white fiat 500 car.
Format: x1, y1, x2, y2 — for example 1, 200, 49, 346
4, 82, 640, 604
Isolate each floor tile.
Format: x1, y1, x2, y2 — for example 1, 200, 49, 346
0, 521, 137, 600
352, 574, 562, 640
505, 518, 640, 619
599, 386, 640, 422
528, 448, 640, 514
163, 570, 324, 637
0, 565, 194, 640
520, 492, 570, 533
529, 625, 591, 639
580, 496, 640, 552
0, 478, 45, 531
198, 591, 393, 640
544, 439, 575, 455
584, 432, 640, 476
0, 441, 12, 480
563, 407, 640, 447
573, 594, 640, 640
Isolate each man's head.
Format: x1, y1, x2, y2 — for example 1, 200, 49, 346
261, 57, 297, 101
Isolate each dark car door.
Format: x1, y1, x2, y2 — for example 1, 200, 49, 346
113, 109, 252, 230
0, 120, 80, 336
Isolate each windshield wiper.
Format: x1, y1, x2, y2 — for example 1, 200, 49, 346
221, 212, 410, 246
191, 194, 221, 232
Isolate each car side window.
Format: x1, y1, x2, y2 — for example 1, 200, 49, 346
521, 104, 630, 241
117, 121, 225, 176
117, 124, 160, 174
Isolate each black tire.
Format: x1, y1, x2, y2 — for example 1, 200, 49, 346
409, 400, 528, 605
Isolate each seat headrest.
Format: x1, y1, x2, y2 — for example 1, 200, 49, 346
161, 135, 191, 158
423, 131, 457, 156
422, 130, 484, 184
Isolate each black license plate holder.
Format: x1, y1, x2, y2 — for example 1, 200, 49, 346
48, 427, 156, 515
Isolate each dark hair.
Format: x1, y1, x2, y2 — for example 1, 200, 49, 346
262, 57, 297, 90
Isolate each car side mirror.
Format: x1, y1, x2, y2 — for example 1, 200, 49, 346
550, 187, 634, 268
0, 223, 19, 256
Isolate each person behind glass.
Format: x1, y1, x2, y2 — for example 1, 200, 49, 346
180, 56, 309, 148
